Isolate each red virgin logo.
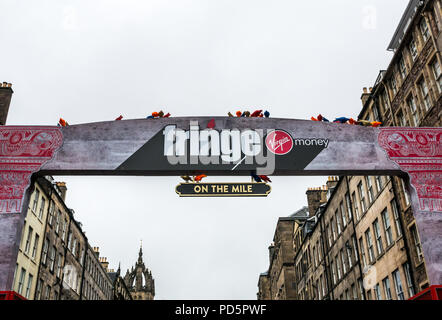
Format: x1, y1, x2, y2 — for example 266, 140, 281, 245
265, 130, 294, 155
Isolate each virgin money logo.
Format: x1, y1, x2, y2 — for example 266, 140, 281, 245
265, 130, 294, 155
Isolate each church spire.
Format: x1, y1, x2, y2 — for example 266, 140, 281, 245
138, 240, 143, 264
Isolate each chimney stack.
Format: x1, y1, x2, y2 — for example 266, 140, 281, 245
93, 246, 100, 257
361, 87, 371, 107
55, 182, 67, 201
0, 82, 13, 125
306, 186, 328, 217
100, 257, 109, 272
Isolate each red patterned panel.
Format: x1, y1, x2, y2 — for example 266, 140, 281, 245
378, 128, 442, 213
0, 126, 63, 214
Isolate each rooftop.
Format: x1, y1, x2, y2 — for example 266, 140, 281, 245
387, 0, 423, 51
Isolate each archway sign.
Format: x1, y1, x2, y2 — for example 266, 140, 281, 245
0, 117, 440, 295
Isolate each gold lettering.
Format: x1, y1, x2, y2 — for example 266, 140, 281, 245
247, 185, 252, 192
232, 185, 239, 192
194, 185, 201, 193
201, 185, 208, 193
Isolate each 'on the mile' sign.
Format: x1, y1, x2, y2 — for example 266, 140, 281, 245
175, 182, 271, 197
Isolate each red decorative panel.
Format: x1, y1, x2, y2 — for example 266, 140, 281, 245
0, 291, 26, 300
378, 128, 442, 213
0, 126, 63, 214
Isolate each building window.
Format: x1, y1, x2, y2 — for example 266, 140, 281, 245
397, 109, 407, 126
390, 76, 398, 95
358, 278, 365, 300
375, 176, 383, 193
57, 253, 63, 278
45, 285, 51, 300
357, 182, 367, 213
352, 192, 359, 220
336, 255, 341, 280
365, 177, 374, 203
352, 283, 357, 300
80, 247, 85, 266
374, 284, 382, 300
320, 274, 325, 297
340, 249, 347, 274
410, 225, 424, 263
32, 189, 40, 212
392, 269, 405, 300
365, 229, 375, 263
18, 268, 26, 295
399, 57, 407, 80
346, 242, 353, 269
352, 237, 359, 262
48, 201, 54, 226
373, 219, 384, 256
407, 95, 419, 126
345, 193, 353, 221
336, 210, 342, 235
332, 260, 337, 285
403, 262, 415, 297
409, 39, 418, 61
420, 18, 429, 42
359, 237, 367, 267
72, 238, 77, 256
431, 58, 442, 93
400, 179, 411, 206
24, 226, 33, 254
331, 218, 337, 241
391, 198, 403, 237
25, 274, 33, 299
42, 238, 49, 265
340, 201, 347, 227
38, 197, 45, 219
55, 210, 61, 234
31, 234, 39, 259
36, 279, 43, 300
68, 232, 72, 250
382, 277, 392, 300
49, 246, 56, 272
381, 209, 393, 246
419, 78, 431, 111
382, 89, 390, 111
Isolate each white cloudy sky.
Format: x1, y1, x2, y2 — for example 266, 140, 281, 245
1, 0, 408, 299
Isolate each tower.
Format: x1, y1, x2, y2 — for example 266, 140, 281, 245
123, 243, 155, 300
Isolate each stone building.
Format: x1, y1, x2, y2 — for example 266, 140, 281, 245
34, 177, 77, 300
258, 0, 440, 300
357, 0, 441, 294
12, 177, 50, 299
124, 246, 155, 300
107, 264, 132, 300
9, 175, 119, 300
257, 207, 307, 300
80, 246, 113, 300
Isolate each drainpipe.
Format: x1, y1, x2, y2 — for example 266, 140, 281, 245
345, 176, 367, 300
318, 207, 334, 300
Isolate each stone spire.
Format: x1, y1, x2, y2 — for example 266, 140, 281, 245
124, 242, 155, 300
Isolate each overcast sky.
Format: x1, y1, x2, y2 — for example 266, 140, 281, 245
1, 0, 409, 299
